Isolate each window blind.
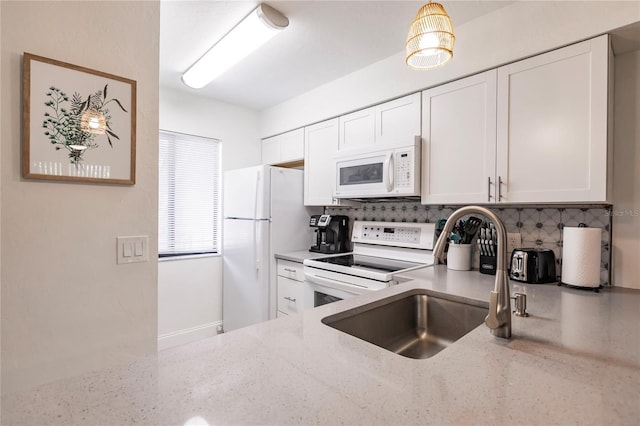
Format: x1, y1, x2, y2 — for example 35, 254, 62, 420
159, 130, 221, 256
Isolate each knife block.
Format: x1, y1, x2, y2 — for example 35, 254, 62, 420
479, 254, 497, 275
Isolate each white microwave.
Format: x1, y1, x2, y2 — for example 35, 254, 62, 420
334, 139, 421, 199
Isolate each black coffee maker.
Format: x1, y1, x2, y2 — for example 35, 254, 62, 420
309, 214, 350, 254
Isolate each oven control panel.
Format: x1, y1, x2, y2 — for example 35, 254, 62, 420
360, 225, 420, 243
351, 221, 436, 249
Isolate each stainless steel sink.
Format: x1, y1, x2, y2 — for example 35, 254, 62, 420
321, 289, 488, 359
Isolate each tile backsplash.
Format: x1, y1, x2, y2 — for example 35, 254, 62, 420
326, 202, 612, 286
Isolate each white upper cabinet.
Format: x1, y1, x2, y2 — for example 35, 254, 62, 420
304, 118, 340, 206
262, 128, 304, 165
376, 92, 422, 146
339, 93, 421, 152
421, 70, 497, 204
261, 138, 281, 165
496, 35, 611, 203
338, 107, 375, 151
421, 35, 611, 205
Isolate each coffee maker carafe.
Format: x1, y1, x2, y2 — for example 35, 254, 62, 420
309, 214, 350, 254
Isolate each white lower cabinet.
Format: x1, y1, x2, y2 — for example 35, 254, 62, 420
276, 260, 307, 317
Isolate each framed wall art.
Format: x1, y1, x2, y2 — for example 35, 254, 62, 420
23, 53, 137, 184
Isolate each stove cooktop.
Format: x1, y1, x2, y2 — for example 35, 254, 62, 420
312, 254, 425, 274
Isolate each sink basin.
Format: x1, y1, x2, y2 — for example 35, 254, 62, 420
321, 289, 488, 359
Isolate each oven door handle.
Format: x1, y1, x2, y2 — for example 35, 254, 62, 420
304, 272, 372, 295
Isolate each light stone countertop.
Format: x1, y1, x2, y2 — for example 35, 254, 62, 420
274, 250, 330, 263
2, 266, 640, 425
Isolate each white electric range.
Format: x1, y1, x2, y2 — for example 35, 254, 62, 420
303, 221, 436, 307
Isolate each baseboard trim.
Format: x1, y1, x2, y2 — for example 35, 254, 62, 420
158, 321, 222, 351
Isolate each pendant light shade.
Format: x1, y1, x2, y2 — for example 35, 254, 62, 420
405, 2, 455, 70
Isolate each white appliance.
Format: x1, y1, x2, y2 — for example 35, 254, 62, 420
303, 221, 436, 308
223, 165, 317, 332
333, 138, 421, 199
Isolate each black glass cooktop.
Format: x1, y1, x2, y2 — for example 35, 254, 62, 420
314, 254, 423, 273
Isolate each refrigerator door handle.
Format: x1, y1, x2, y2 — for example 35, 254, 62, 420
253, 219, 260, 273
253, 169, 261, 220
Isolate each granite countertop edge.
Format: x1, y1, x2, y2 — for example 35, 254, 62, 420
3, 266, 640, 425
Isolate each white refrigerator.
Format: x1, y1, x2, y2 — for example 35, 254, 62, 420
222, 165, 317, 332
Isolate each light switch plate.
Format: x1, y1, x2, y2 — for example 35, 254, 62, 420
117, 235, 148, 264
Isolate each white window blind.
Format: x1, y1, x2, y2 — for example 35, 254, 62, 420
159, 130, 220, 256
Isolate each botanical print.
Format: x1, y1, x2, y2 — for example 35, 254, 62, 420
42, 84, 127, 166
23, 53, 136, 184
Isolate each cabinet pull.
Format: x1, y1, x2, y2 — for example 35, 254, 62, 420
283, 268, 296, 273
487, 177, 492, 202
284, 296, 296, 302
498, 176, 503, 201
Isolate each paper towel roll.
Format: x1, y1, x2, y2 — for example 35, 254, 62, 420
561, 226, 601, 287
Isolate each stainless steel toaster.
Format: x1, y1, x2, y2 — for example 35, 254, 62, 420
510, 248, 557, 284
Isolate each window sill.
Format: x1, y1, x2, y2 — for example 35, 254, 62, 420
158, 253, 221, 262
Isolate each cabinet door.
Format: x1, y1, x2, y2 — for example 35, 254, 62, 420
279, 128, 304, 163
261, 137, 281, 165
277, 276, 306, 315
304, 118, 340, 206
496, 35, 610, 203
421, 71, 497, 204
376, 93, 421, 147
262, 129, 304, 165
276, 259, 304, 282
338, 107, 375, 151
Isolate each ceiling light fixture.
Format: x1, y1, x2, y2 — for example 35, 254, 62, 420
181, 3, 289, 89
405, 1, 455, 70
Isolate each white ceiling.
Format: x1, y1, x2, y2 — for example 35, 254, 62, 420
160, 0, 514, 110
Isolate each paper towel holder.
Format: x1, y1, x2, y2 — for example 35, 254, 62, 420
558, 223, 603, 293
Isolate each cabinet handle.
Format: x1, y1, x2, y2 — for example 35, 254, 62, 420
487, 177, 492, 202
283, 268, 296, 273
284, 296, 296, 302
498, 176, 503, 201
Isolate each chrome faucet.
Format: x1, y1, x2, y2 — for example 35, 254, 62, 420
433, 206, 511, 338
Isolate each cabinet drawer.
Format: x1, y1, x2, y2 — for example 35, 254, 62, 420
277, 276, 306, 315
277, 259, 304, 281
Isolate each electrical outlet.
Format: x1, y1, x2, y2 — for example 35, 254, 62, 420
506, 232, 521, 256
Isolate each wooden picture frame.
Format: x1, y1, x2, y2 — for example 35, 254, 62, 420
23, 53, 136, 184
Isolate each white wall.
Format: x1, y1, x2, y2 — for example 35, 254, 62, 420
1, 1, 160, 394
158, 256, 223, 349
260, 1, 640, 137
612, 50, 640, 290
160, 87, 261, 171
158, 87, 261, 349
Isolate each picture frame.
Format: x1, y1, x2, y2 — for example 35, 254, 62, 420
23, 53, 137, 185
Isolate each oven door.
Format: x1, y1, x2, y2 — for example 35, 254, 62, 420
303, 266, 388, 308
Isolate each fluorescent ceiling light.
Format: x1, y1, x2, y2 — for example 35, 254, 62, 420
182, 3, 289, 89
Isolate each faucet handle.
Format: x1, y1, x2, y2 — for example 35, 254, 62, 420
485, 291, 501, 329
511, 292, 529, 317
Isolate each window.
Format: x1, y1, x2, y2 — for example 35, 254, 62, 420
159, 130, 221, 257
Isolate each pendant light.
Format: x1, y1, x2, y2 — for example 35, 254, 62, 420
405, 1, 455, 70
